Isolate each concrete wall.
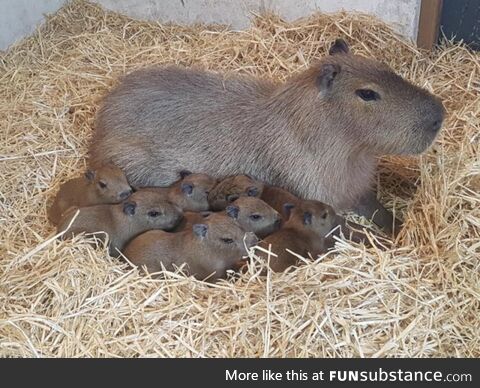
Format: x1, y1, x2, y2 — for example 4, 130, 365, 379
0, 0, 65, 50
0, 0, 422, 51
96, 0, 422, 41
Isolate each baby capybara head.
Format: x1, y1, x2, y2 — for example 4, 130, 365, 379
122, 190, 183, 230
175, 171, 217, 211
85, 164, 132, 202
303, 39, 445, 155
226, 197, 281, 238
284, 200, 336, 237
192, 212, 258, 255
208, 174, 264, 211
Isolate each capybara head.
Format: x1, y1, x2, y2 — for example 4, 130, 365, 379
284, 200, 336, 237
192, 213, 258, 255
122, 190, 183, 230
302, 39, 445, 155
85, 164, 132, 202
208, 175, 265, 211
226, 197, 281, 238
174, 172, 217, 212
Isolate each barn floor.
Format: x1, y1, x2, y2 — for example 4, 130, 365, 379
1, 0, 479, 357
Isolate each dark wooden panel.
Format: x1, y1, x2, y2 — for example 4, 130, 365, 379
440, 0, 480, 49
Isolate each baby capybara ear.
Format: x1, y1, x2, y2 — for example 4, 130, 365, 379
329, 38, 349, 55
123, 201, 136, 216
303, 211, 313, 225
246, 186, 259, 197
181, 183, 194, 195
226, 205, 239, 220
283, 203, 295, 218
179, 170, 192, 179
85, 169, 96, 181
192, 223, 208, 238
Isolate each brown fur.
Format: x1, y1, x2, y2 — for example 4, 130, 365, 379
208, 175, 264, 211
171, 211, 210, 232
225, 197, 281, 238
123, 213, 258, 281
48, 164, 132, 225
57, 190, 183, 255
258, 200, 336, 273
90, 39, 444, 215
260, 184, 300, 218
142, 172, 216, 212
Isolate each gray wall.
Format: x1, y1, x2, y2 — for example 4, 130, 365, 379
0, 0, 65, 50
96, 0, 421, 40
0, 0, 421, 50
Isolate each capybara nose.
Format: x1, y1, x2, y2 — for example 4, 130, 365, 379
119, 189, 133, 200
274, 218, 282, 228
245, 232, 259, 248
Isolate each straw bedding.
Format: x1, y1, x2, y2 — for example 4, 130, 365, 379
1, 0, 479, 357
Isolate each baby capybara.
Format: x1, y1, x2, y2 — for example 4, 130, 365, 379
258, 200, 336, 273
143, 171, 216, 212
225, 197, 281, 238
90, 39, 445, 234
208, 175, 264, 211
207, 174, 299, 218
57, 190, 182, 255
123, 213, 258, 282
48, 164, 132, 225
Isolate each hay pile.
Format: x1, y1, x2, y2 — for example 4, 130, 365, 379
1, 0, 479, 357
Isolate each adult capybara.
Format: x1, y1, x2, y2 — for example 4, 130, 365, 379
142, 171, 216, 212
48, 165, 132, 225
57, 190, 182, 255
258, 200, 336, 273
123, 213, 258, 281
90, 39, 445, 234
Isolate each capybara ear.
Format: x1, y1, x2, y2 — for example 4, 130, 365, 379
179, 170, 192, 179
303, 211, 313, 225
316, 63, 341, 93
329, 38, 349, 55
181, 183, 194, 195
283, 203, 295, 218
193, 223, 208, 238
123, 201, 136, 216
85, 169, 96, 181
246, 186, 259, 197
226, 193, 239, 203
226, 205, 239, 219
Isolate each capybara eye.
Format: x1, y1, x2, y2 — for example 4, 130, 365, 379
226, 194, 239, 203
98, 181, 107, 189
148, 210, 161, 217
221, 238, 234, 244
355, 89, 380, 101
247, 187, 259, 197
249, 214, 262, 221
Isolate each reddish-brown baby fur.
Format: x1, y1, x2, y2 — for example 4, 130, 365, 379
123, 213, 258, 281
57, 190, 183, 255
225, 197, 281, 238
142, 172, 216, 212
208, 175, 264, 211
258, 200, 336, 273
48, 164, 132, 225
